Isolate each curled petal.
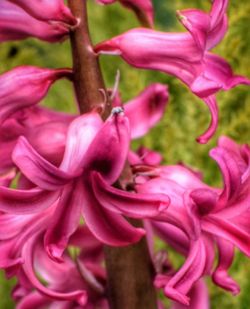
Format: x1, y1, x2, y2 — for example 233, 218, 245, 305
0, 1, 69, 42
81, 182, 145, 246
163, 240, 206, 305
124, 83, 169, 139
0, 168, 16, 187
16, 292, 50, 309
91, 171, 169, 218
0, 66, 72, 124
22, 235, 88, 305
0, 186, 59, 214
196, 96, 219, 144
212, 238, 240, 295
210, 147, 241, 209
13, 136, 73, 191
8, 0, 77, 25
83, 109, 130, 184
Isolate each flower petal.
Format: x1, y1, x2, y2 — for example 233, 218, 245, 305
81, 181, 145, 246
83, 109, 130, 184
91, 171, 169, 218
13, 136, 73, 191
124, 83, 169, 139
0, 66, 72, 124
0, 186, 59, 214
44, 182, 83, 262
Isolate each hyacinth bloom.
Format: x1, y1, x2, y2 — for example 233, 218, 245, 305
136, 136, 250, 304
0, 81, 168, 173
0, 0, 69, 42
8, 0, 77, 26
95, 0, 250, 143
97, 0, 154, 27
0, 110, 169, 266
0, 66, 72, 124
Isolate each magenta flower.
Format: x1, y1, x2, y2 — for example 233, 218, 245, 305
136, 136, 250, 304
0, 0, 69, 42
0, 66, 72, 124
0, 110, 169, 263
97, 0, 154, 27
95, 0, 250, 143
7, 0, 77, 26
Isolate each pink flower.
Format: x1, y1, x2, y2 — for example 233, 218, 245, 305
95, 0, 250, 143
136, 136, 250, 304
7, 0, 77, 26
97, 0, 154, 27
0, 66, 72, 125
0, 110, 169, 263
0, 0, 69, 42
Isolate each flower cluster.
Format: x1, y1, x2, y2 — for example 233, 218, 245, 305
0, 0, 249, 308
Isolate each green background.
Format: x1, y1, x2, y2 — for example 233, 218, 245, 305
0, 0, 250, 307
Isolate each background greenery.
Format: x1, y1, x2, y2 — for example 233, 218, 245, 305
0, 0, 250, 307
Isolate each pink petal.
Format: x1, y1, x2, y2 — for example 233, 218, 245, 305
0, 186, 59, 214
124, 83, 169, 139
81, 181, 145, 246
13, 136, 73, 190
44, 182, 83, 262
0, 1, 69, 42
60, 113, 103, 174
8, 0, 77, 25
91, 171, 169, 218
0, 66, 72, 124
212, 238, 240, 295
17, 292, 50, 309
163, 240, 206, 305
22, 235, 88, 305
83, 108, 130, 184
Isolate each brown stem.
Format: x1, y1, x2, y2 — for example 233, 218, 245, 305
68, 0, 111, 116
68, 1, 157, 308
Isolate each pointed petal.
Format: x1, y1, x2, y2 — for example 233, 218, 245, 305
44, 182, 82, 262
0, 186, 59, 214
13, 136, 73, 190
196, 96, 219, 144
81, 181, 145, 246
83, 109, 130, 184
16, 292, 50, 309
164, 240, 206, 305
124, 83, 169, 139
92, 171, 169, 218
60, 113, 103, 174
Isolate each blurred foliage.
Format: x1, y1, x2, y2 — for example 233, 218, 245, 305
0, 0, 250, 308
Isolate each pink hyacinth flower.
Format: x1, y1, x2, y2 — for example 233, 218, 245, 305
136, 136, 250, 304
0, 66, 72, 125
95, 0, 250, 143
0, 110, 169, 263
0, 0, 69, 42
97, 0, 154, 27
7, 0, 77, 26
